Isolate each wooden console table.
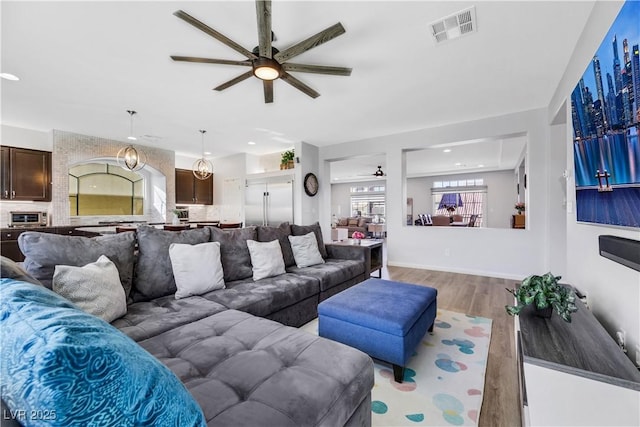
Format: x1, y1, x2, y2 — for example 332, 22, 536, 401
515, 291, 640, 426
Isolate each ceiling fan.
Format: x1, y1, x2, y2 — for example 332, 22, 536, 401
170, 0, 352, 103
372, 166, 386, 177
356, 165, 386, 178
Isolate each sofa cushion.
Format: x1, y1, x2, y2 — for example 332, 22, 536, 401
256, 222, 295, 267
53, 255, 127, 323
200, 274, 319, 318
0, 279, 206, 426
247, 239, 286, 281
132, 225, 210, 302
347, 218, 359, 226
138, 309, 374, 427
288, 232, 325, 268
0, 256, 42, 286
112, 294, 228, 342
291, 222, 328, 258
358, 217, 370, 227
287, 259, 366, 292
338, 218, 348, 226
209, 226, 257, 282
18, 231, 136, 296
169, 241, 225, 299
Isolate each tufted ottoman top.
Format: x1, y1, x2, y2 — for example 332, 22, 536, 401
138, 309, 374, 426
318, 278, 438, 337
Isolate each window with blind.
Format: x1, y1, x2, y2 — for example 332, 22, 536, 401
432, 185, 487, 227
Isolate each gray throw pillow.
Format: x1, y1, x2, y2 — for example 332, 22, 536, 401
291, 222, 327, 258
288, 232, 325, 268
53, 255, 127, 323
209, 226, 257, 282
18, 231, 136, 296
132, 225, 210, 302
256, 222, 295, 267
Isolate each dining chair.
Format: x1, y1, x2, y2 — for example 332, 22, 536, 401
468, 214, 478, 227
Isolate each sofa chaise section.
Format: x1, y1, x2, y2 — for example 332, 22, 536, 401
138, 309, 374, 426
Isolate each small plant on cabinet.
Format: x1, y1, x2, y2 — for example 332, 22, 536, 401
505, 272, 578, 322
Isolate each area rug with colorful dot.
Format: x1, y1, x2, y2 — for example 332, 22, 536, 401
301, 309, 492, 426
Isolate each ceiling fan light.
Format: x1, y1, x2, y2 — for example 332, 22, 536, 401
253, 57, 281, 81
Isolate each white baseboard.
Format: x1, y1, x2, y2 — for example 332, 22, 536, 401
386, 261, 524, 281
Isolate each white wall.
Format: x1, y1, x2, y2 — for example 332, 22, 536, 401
407, 170, 516, 229
294, 141, 319, 226
320, 108, 549, 280
545, 0, 639, 365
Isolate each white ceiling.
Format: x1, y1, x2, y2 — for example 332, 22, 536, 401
2, 1, 595, 175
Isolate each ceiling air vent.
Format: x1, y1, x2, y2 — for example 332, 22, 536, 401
430, 6, 477, 44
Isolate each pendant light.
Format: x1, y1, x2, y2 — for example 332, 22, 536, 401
192, 129, 213, 180
117, 110, 147, 171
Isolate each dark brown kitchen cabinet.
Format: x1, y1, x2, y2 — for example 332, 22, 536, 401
1, 146, 52, 202
175, 168, 213, 205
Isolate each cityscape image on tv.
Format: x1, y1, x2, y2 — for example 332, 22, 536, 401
570, 1, 639, 228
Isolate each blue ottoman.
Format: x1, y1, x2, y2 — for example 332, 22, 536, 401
318, 278, 437, 383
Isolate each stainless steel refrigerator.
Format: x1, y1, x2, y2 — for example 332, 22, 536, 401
245, 176, 294, 226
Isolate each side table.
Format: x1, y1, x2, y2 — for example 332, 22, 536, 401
327, 239, 384, 278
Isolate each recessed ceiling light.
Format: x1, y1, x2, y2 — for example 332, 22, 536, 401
443, 149, 452, 153
204, 151, 211, 155
0, 73, 20, 81
248, 141, 256, 145
478, 164, 484, 167
454, 162, 462, 166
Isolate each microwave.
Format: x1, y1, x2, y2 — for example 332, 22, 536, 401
9, 211, 48, 227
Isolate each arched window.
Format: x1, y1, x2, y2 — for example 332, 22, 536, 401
69, 163, 144, 216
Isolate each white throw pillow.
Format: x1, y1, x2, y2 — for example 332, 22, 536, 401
246, 239, 286, 281
169, 241, 225, 299
288, 232, 325, 268
53, 255, 127, 322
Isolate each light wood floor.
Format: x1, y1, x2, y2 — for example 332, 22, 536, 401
384, 265, 522, 427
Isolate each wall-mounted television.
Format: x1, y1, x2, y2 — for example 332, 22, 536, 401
570, 1, 639, 229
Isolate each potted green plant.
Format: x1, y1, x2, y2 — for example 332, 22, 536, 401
505, 272, 578, 322
281, 149, 295, 170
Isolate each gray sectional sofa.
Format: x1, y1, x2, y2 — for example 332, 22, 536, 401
1, 222, 374, 426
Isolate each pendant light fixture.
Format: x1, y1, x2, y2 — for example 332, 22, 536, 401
192, 129, 213, 180
117, 110, 147, 171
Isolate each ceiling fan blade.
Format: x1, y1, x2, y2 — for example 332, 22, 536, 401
174, 10, 258, 59
213, 70, 254, 91
282, 63, 351, 76
263, 80, 274, 103
280, 72, 320, 99
171, 56, 252, 66
255, 0, 272, 58
274, 23, 346, 63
